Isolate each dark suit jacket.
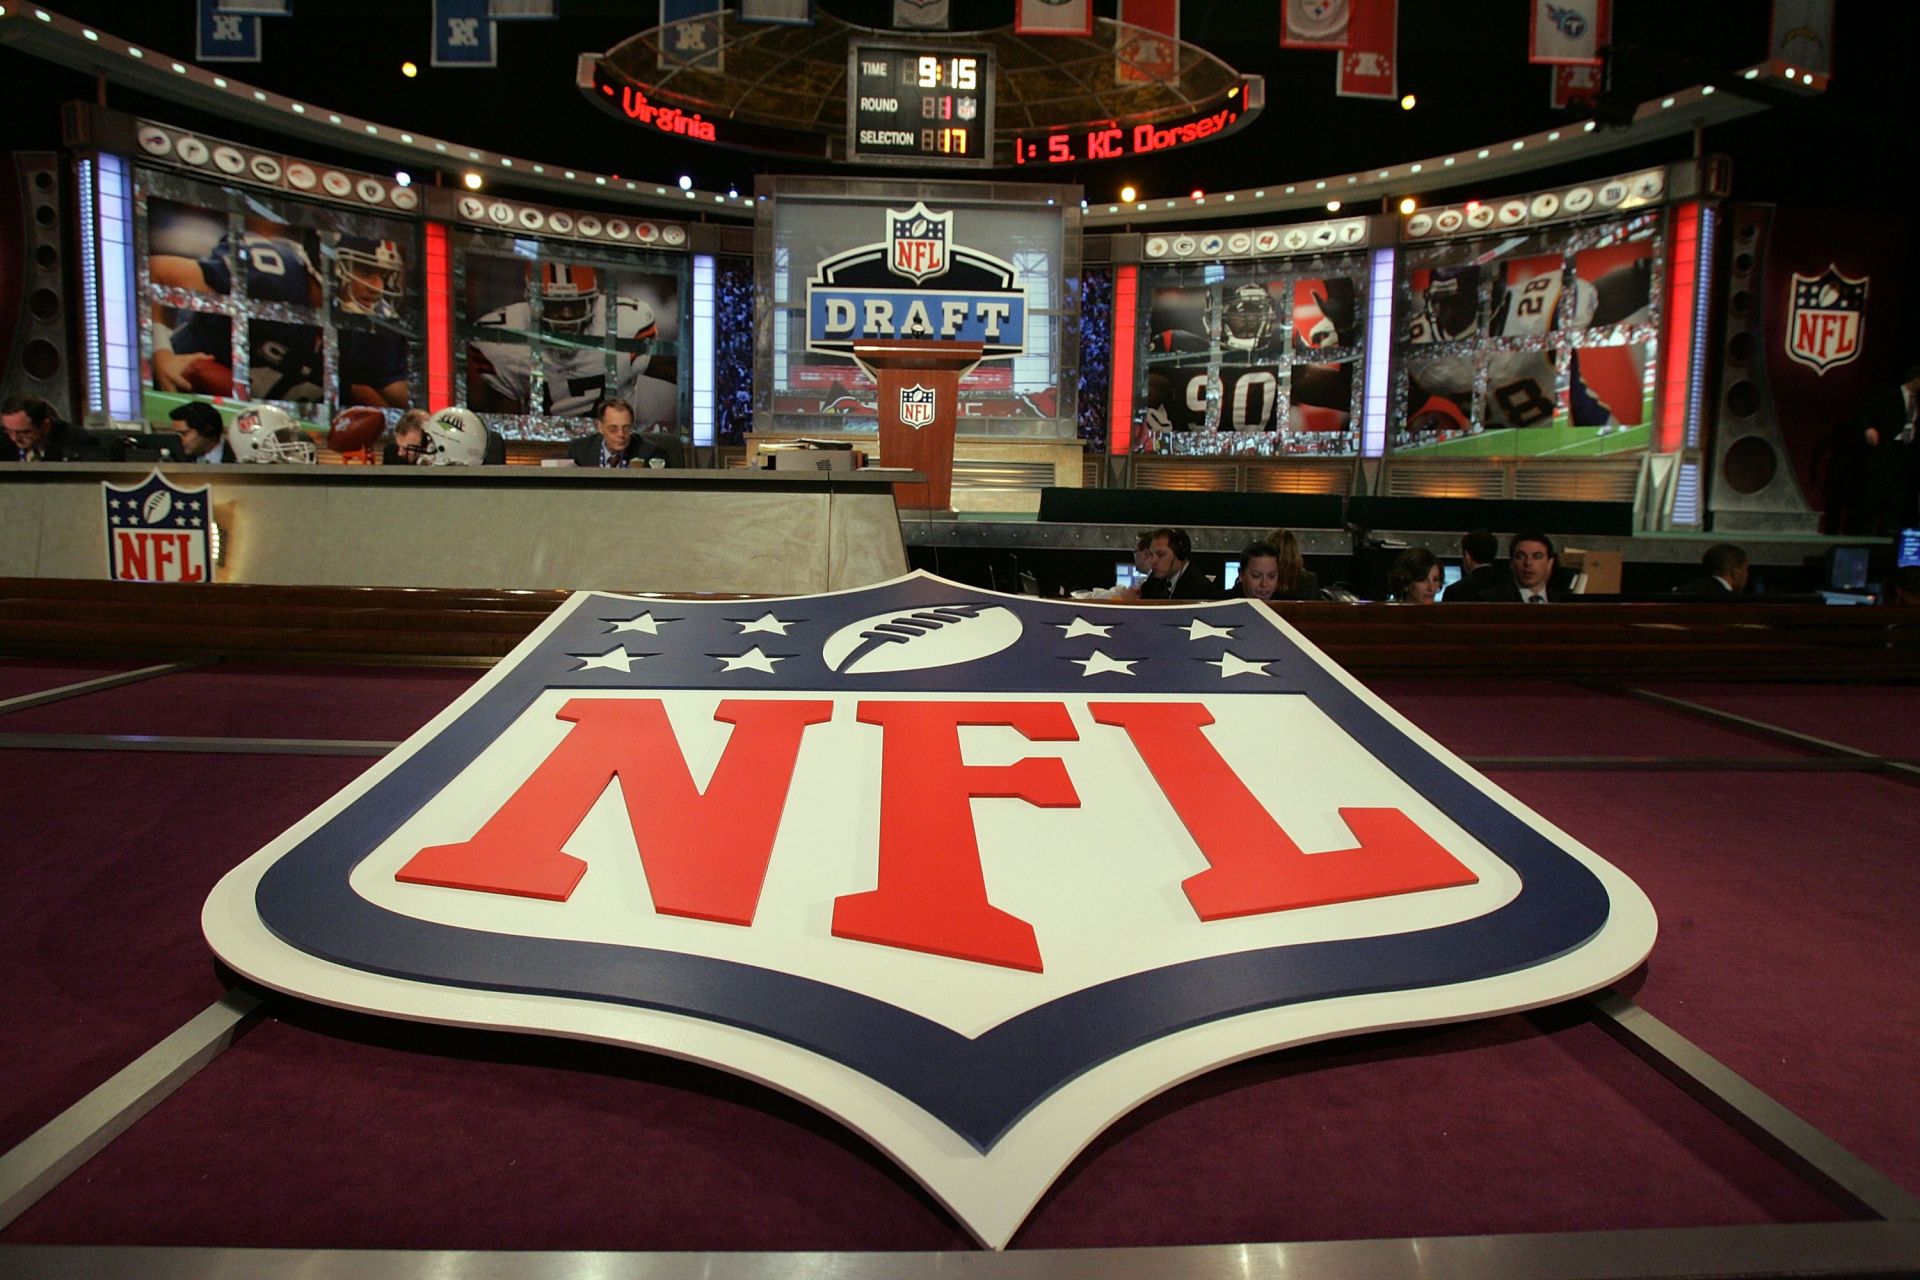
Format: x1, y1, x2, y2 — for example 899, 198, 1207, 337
566, 432, 680, 469
1, 418, 100, 462
1140, 562, 1215, 600
1442, 564, 1509, 602
1852, 385, 1920, 531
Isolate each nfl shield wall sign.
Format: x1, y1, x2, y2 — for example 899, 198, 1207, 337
104, 470, 212, 582
205, 574, 1655, 1247
1786, 265, 1867, 375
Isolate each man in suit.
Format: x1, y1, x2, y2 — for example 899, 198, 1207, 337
567, 397, 676, 469
168, 401, 235, 463
2, 394, 98, 462
1853, 364, 1920, 533
1673, 544, 1749, 596
1442, 528, 1507, 602
1138, 527, 1213, 600
1506, 531, 1563, 603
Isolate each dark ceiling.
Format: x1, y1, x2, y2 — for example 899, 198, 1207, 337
0, 1, 1912, 215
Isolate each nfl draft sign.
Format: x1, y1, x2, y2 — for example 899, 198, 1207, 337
104, 470, 212, 583
205, 574, 1655, 1247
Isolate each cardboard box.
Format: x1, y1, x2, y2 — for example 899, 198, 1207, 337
1561, 547, 1622, 595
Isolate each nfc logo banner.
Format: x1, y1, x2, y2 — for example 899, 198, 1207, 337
431, 0, 497, 67
205, 574, 1655, 1247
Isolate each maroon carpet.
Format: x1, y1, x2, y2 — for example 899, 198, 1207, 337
0, 675, 1909, 1250
0, 662, 480, 742
1632, 682, 1920, 760
0, 659, 150, 703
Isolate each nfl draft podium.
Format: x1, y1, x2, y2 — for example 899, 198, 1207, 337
855, 339, 983, 512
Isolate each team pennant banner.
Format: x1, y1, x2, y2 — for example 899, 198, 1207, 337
660, 0, 724, 70
1335, 0, 1396, 98
1551, 62, 1604, 109
1770, 0, 1834, 77
197, 0, 261, 61
1281, 0, 1348, 49
1530, 0, 1610, 65
206, 575, 1655, 1248
893, 0, 949, 28
1017, 0, 1093, 37
431, 0, 496, 67
487, 0, 557, 18
741, 0, 812, 24
1115, 0, 1179, 84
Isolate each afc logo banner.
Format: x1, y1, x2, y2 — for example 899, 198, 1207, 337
104, 471, 211, 583
1786, 264, 1868, 376
205, 575, 1655, 1247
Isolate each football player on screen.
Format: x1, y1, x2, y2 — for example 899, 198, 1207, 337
468, 264, 676, 420
332, 236, 412, 409
151, 229, 325, 309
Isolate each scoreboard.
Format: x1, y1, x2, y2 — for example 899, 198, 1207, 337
847, 43, 994, 168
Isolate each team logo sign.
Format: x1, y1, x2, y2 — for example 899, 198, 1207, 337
899, 383, 938, 429
104, 470, 211, 583
205, 575, 1654, 1247
1786, 265, 1868, 375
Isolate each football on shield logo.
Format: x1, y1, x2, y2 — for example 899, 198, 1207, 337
205, 573, 1655, 1247
104, 470, 212, 583
1786, 265, 1868, 376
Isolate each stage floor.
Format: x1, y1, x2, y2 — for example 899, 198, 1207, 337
0, 654, 1915, 1276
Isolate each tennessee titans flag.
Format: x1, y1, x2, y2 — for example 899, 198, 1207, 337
207, 574, 1655, 1247
1530, 0, 1610, 65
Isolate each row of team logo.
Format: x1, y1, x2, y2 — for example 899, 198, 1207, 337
1145, 218, 1369, 262
137, 123, 419, 212
452, 194, 687, 247
1408, 169, 1667, 238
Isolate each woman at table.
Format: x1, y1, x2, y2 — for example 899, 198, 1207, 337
1389, 546, 1444, 604
1259, 528, 1322, 600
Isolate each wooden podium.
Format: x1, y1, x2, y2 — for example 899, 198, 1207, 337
853, 339, 983, 512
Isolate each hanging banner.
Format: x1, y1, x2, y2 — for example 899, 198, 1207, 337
487, 0, 557, 17
1529, 0, 1610, 65
741, 0, 812, 24
1281, 0, 1348, 49
197, 0, 261, 61
1770, 0, 1835, 77
431, 0, 497, 67
1116, 0, 1179, 84
215, 0, 289, 12
1335, 0, 1396, 99
893, 0, 949, 28
1017, 0, 1094, 37
1551, 62, 1604, 109
660, 0, 724, 70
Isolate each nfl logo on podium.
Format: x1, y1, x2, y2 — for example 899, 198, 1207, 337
900, 383, 937, 429
888, 201, 951, 283
103, 470, 211, 583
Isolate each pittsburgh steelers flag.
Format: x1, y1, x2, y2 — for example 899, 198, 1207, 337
742, 0, 812, 23
893, 0, 949, 28
1770, 0, 1834, 77
1529, 0, 1609, 65
1017, 0, 1094, 37
1335, 0, 1396, 98
1281, 0, 1348, 49
1116, 0, 1178, 84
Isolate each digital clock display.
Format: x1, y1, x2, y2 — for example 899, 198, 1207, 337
847, 42, 994, 168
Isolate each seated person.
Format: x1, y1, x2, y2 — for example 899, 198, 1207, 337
1673, 543, 1749, 596
1443, 528, 1506, 601
1138, 527, 1214, 600
1389, 546, 1443, 603
1505, 531, 1563, 603
567, 398, 676, 469
382, 409, 431, 465
1230, 542, 1282, 601
2, 393, 99, 462
1261, 528, 1322, 600
168, 401, 234, 463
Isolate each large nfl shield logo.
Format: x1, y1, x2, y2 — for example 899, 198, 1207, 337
1786, 265, 1868, 375
103, 469, 212, 583
205, 575, 1655, 1247
900, 383, 938, 429
888, 201, 951, 284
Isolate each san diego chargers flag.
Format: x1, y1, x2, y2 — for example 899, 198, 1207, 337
205, 574, 1655, 1247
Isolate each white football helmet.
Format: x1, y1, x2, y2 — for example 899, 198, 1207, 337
228, 404, 316, 464
335, 236, 405, 316
420, 406, 488, 466
537, 263, 600, 334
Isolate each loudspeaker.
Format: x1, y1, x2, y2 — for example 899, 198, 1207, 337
0, 153, 75, 422
1706, 203, 1820, 532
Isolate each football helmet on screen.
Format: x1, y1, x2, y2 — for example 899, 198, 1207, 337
538, 263, 600, 334
1217, 284, 1277, 351
335, 236, 405, 315
229, 404, 317, 463
420, 406, 489, 466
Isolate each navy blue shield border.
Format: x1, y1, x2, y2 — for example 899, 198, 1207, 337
237, 574, 1634, 1155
